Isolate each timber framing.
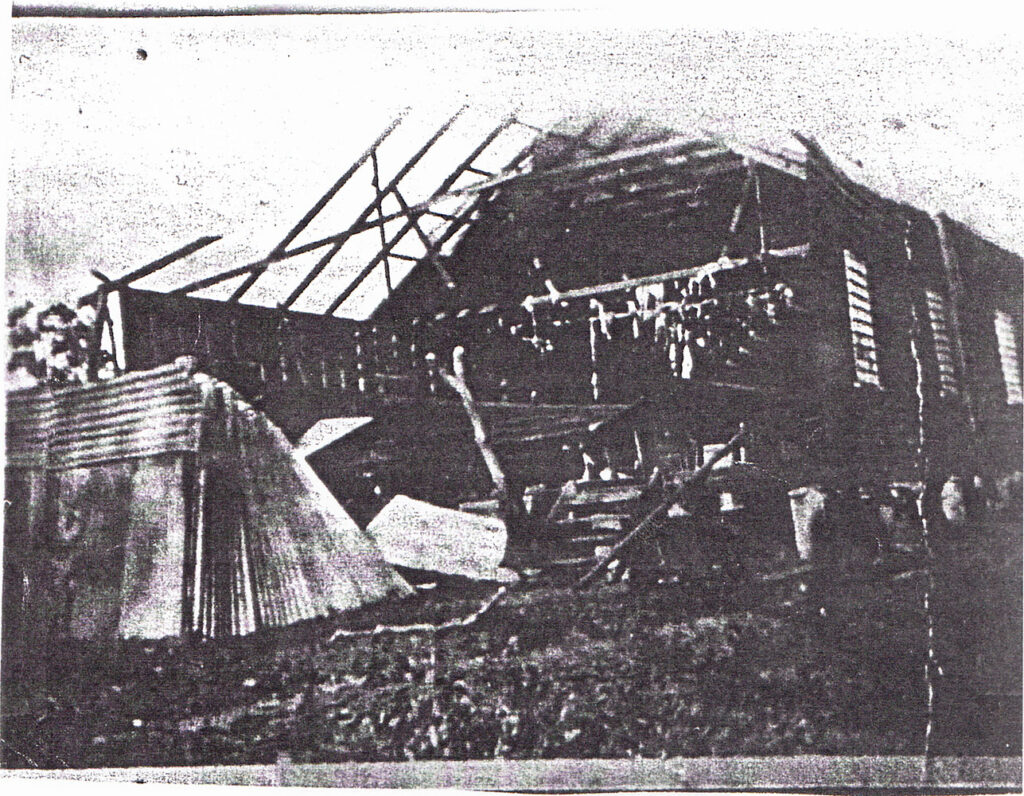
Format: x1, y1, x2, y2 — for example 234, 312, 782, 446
87, 119, 952, 332
86, 115, 1021, 508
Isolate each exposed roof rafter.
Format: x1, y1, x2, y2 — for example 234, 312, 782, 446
228, 113, 406, 302
322, 115, 521, 315
280, 106, 468, 310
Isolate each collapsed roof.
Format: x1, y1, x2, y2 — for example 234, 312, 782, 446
93, 111, 1021, 330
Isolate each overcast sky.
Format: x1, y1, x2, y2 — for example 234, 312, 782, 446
7, 8, 1024, 317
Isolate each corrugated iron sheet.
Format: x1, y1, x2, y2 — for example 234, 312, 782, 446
5, 357, 204, 471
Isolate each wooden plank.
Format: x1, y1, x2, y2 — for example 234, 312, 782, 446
533, 149, 739, 202
522, 244, 810, 308
847, 286, 872, 305
850, 319, 877, 338
170, 257, 270, 296
847, 304, 874, 326
438, 135, 729, 199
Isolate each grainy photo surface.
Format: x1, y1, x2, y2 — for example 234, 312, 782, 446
4, 5, 1023, 791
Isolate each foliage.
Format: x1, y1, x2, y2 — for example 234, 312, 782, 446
6, 297, 114, 386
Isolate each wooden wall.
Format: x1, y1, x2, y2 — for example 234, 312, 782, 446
118, 155, 1022, 512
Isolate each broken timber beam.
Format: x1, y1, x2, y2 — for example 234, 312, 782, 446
576, 423, 748, 587
439, 346, 526, 531
439, 346, 507, 496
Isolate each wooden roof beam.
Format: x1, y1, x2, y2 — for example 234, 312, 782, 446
554, 144, 734, 191
521, 244, 810, 309
573, 169, 735, 214
371, 151, 394, 293
793, 130, 912, 234
435, 135, 728, 198
172, 109, 464, 301
271, 114, 405, 257
701, 130, 806, 180
276, 123, 612, 251
390, 143, 736, 220
389, 186, 456, 289
322, 115, 520, 314
279, 106, 467, 309
89, 235, 222, 297
228, 114, 405, 301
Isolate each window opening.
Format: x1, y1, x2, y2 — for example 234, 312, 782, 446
843, 250, 881, 387
994, 310, 1023, 405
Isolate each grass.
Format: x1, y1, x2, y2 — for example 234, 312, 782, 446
1, 519, 1020, 769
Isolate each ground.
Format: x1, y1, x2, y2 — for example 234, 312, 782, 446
0, 519, 1020, 769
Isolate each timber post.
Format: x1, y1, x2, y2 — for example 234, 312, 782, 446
439, 346, 526, 532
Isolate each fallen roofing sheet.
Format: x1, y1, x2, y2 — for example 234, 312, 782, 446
298, 416, 375, 455
366, 495, 519, 583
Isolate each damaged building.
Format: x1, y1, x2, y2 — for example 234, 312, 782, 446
6, 113, 1023, 637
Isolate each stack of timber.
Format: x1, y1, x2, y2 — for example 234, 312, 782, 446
461, 478, 650, 580
541, 479, 647, 573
